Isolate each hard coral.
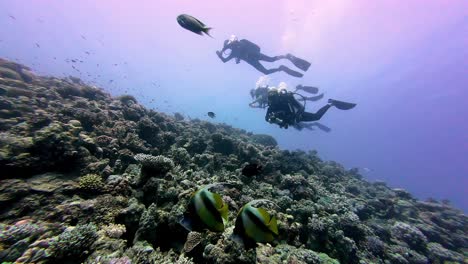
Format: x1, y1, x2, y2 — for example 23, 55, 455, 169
78, 174, 104, 192
48, 223, 98, 259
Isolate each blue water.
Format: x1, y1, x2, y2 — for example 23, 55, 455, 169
0, 1, 467, 211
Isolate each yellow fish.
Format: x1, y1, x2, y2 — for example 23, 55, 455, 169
180, 186, 228, 232
234, 200, 278, 248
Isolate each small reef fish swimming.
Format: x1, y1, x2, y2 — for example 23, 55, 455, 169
207, 112, 216, 118
242, 163, 263, 177
177, 14, 212, 37
233, 200, 278, 248
180, 186, 228, 232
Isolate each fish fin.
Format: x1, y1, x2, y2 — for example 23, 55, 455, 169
232, 233, 244, 244
257, 208, 278, 235
268, 215, 279, 236
212, 193, 228, 223
192, 16, 206, 27
203, 27, 213, 38
179, 216, 193, 231
257, 207, 271, 221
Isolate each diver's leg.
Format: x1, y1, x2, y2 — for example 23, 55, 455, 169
248, 59, 303, 77
279, 65, 303, 78
258, 53, 286, 62
310, 122, 332, 132
248, 60, 281, 75
300, 104, 332, 122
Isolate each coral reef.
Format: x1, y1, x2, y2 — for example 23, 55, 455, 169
0, 58, 466, 263
79, 174, 104, 192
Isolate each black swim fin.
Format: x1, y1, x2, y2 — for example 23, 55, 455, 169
305, 93, 324, 101
328, 99, 356, 110
296, 85, 319, 94
287, 54, 311, 71
312, 122, 332, 133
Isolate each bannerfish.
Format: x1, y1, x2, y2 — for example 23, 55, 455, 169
207, 112, 216, 118
180, 186, 228, 232
242, 163, 263, 177
177, 14, 212, 37
233, 200, 278, 248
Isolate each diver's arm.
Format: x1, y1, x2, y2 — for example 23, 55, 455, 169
249, 98, 261, 108
220, 40, 230, 52
265, 108, 273, 122
216, 50, 234, 63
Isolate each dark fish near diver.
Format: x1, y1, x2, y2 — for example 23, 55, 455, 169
177, 14, 212, 37
233, 200, 278, 248
207, 112, 216, 118
242, 163, 263, 177
180, 186, 228, 232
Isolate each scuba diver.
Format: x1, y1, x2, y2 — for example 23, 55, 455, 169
249, 84, 324, 109
265, 88, 356, 129
216, 35, 311, 78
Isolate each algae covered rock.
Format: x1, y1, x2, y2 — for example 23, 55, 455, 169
0, 67, 23, 81
250, 133, 278, 148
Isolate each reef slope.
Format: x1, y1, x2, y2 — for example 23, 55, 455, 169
0, 58, 466, 263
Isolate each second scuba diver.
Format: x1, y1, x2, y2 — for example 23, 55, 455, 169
265, 87, 356, 129
216, 35, 311, 78
249, 80, 334, 132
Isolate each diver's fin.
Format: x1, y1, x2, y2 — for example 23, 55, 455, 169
287, 54, 311, 71
203, 27, 213, 38
313, 122, 332, 133
328, 99, 356, 110
297, 85, 318, 94
305, 93, 324, 101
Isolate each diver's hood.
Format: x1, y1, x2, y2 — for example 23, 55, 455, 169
227, 34, 238, 45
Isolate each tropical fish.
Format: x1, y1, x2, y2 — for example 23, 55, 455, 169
233, 200, 278, 248
180, 186, 228, 232
242, 163, 263, 177
177, 14, 212, 37
207, 112, 216, 118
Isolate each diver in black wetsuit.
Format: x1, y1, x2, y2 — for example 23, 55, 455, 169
216, 35, 311, 78
249, 86, 271, 109
265, 88, 356, 129
249, 84, 324, 109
